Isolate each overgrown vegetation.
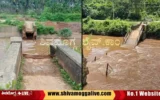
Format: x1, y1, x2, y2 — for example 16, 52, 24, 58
145, 22, 160, 39
0, 19, 24, 28
0, 19, 24, 32
74, 46, 81, 54
83, 17, 132, 36
83, 0, 160, 21
53, 57, 82, 90
37, 11, 81, 22
0, 0, 81, 22
36, 22, 55, 35
1, 20, 56, 35
58, 28, 72, 38
4, 19, 21, 26
15, 72, 23, 90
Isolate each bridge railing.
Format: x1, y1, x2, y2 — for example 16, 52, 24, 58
123, 31, 131, 44
135, 23, 144, 46
123, 22, 143, 44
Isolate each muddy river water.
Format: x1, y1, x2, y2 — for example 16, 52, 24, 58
83, 35, 160, 90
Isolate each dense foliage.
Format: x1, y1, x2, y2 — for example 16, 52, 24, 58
58, 28, 72, 37
83, 17, 132, 36
0, 0, 81, 22
83, 0, 160, 21
35, 22, 55, 35
146, 22, 160, 39
4, 19, 22, 26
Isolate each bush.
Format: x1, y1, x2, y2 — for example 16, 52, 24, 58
2, 19, 24, 32
17, 22, 24, 32
58, 28, 72, 37
46, 26, 54, 34
36, 22, 55, 35
83, 18, 132, 36
38, 13, 81, 22
146, 22, 160, 39
4, 19, 22, 26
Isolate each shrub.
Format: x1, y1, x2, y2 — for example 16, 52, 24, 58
45, 26, 54, 34
36, 22, 45, 35
83, 19, 132, 36
59, 28, 72, 37
4, 19, 22, 26
36, 22, 55, 35
83, 16, 91, 24
38, 13, 81, 22
2, 19, 24, 32
17, 22, 24, 32
146, 22, 160, 39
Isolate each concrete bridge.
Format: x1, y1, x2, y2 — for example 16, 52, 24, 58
121, 22, 146, 48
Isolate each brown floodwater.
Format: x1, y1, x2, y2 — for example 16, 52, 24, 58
84, 35, 160, 90
83, 35, 124, 61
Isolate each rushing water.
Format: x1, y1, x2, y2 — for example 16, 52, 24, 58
83, 35, 160, 90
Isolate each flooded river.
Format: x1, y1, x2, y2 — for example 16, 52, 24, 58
83, 35, 160, 90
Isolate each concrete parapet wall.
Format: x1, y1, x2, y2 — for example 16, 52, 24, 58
0, 37, 22, 89
50, 45, 81, 84
0, 26, 20, 38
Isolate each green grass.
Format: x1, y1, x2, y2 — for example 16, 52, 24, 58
52, 57, 82, 90
0, 23, 10, 27
0, 86, 4, 90
74, 46, 81, 54
36, 13, 81, 22
0, 13, 30, 20
0, 14, 18, 19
